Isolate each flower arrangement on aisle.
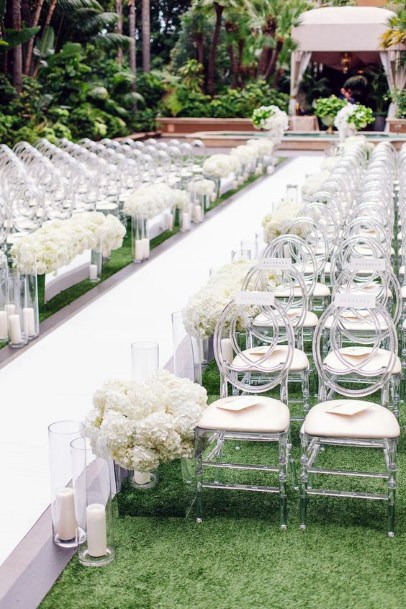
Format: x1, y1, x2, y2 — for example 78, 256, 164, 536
187, 179, 217, 201
246, 139, 274, 158
10, 212, 126, 275
202, 153, 241, 179
182, 260, 254, 339
342, 135, 374, 155
252, 105, 289, 143
301, 170, 331, 199
123, 184, 175, 219
172, 189, 191, 212
334, 104, 374, 138
262, 202, 303, 244
85, 369, 208, 473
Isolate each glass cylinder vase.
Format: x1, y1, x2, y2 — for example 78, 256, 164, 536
22, 272, 39, 340
131, 215, 149, 263
71, 437, 116, 567
6, 271, 28, 348
171, 311, 199, 383
131, 341, 159, 382
129, 469, 159, 490
89, 239, 103, 283
0, 264, 9, 347
48, 420, 84, 548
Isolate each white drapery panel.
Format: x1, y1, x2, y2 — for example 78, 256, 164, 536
380, 50, 406, 120
289, 51, 312, 115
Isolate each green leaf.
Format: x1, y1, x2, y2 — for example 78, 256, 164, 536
34, 26, 55, 59
4, 26, 41, 48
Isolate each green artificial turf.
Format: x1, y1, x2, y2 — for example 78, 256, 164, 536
40, 360, 406, 609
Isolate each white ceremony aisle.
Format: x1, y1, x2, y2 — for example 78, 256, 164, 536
0, 154, 322, 565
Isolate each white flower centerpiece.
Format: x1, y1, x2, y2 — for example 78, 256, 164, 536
85, 369, 208, 487
124, 184, 175, 262
202, 154, 241, 197
252, 105, 289, 144
334, 104, 374, 139
301, 170, 331, 200
188, 178, 216, 222
182, 259, 254, 341
262, 201, 303, 244
246, 139, 275, 175
230, 145, 258, 183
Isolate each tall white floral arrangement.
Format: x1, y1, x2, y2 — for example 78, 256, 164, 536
252, 105, 289, 144
85, 370, 208, 472
182, 260, 254, 339
124, 184, 175, 219
10, 212, 126, 275
262, 202, 303, 244
202, 154, 240, 178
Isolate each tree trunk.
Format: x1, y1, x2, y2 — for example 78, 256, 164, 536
128, 0, 136, 94
32, 0, 55, 76
207, 2, 223, 97
236, 38, 244, 88
264, 37, 283, 82
116, 0, 123, 65
142, 0, 150, 72
228, 43, 238, 88
11, 0, 23, 93
258, 46, 272, 76
195, 32, 204, 67
24, 0, 45, 75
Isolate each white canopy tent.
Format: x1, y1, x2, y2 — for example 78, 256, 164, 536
290, 6, 405, 117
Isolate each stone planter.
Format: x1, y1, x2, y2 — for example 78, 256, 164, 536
157, 117, 254, 135
386, 118, 406, 134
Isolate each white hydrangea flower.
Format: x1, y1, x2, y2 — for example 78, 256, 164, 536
85, 369, 208, 472
262, 202, 303, 244
123, 184, 175, 219
203, 154, 237, 178
10, 212, 125, 274
301, 170, 331, 199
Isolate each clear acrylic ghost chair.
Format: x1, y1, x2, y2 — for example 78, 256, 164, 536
287, 215, 331, 311
243, 260, 311, 417
329, 236, 389, 288
300, 295, 400, 536
195, 290, 296, 527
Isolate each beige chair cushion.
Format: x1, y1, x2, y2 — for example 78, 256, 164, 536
302, 400, 400, 439
232, 346, 309, 372
314, 282, 331, 297
254, 309, 318, 329
197, 396, 289, 432
324, 312, 388, 331
324, 347, 401, 375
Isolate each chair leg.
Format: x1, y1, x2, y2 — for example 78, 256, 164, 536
195, 431, 205, 524
302, 369, 310, 415
288, 431, 298, 491
300, 433, 309, 530
386, 439, 397, 538
279, 432, 288, 529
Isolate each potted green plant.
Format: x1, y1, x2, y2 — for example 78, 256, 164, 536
314, 95, 346, 133
386, 89, 406, 133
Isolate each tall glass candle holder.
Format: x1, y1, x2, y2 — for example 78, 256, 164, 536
171, 311, 197, 383
6, 271, 28, 348
71, 437, 116, 567
0, 265, 9, 347
22, 272, 39, 340
90, 238, 103, 282
48, 420, 84, 548
131, 215, 149, 263
131, 341, 159, 382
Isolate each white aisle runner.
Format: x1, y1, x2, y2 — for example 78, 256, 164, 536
0, 155, 322, 565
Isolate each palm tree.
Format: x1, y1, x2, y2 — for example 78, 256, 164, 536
142, 0, 150, 72
11, 0, 23, 91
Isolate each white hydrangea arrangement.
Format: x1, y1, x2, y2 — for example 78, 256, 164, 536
321, 156, 341, 172
182, 260, 254, 339
342, 135, 374, 155
188, 179, 217, 204
85, 369, 208, 472
246, 139, 274, 157
334, 104, 374, 138
202, 154, 240, 178
252, 105, 289, 141
301, 170, 331, 199
10, 212, 126, 275
123, 184, 175, 219
262, 202, 303, 244
172, 189, 191, 212
230, 145, 259, 163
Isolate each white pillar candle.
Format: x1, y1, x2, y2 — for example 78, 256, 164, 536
8, 314, 22, 344
221, 338, 234, 363
134, 239, 144, 261
56, 488, 77, 541
193, 205, 203, 223
0, 311, 8, 340
166, 212, 174, 231
22, 307, 36, 337
181, 212, 191, 231
86, 503, 107, 558
4, 304, 16, 316
142, 238, 150, 259
133, 471, 151, 485
89, 264, 98, 281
